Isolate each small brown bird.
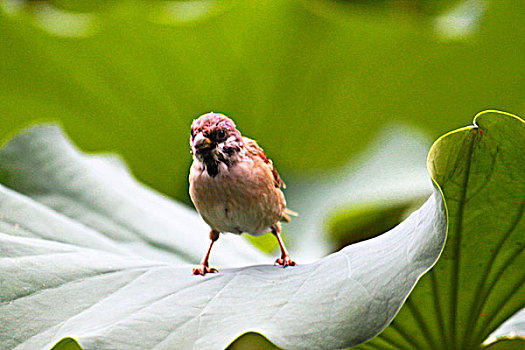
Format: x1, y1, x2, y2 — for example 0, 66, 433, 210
189, 112, 296, 275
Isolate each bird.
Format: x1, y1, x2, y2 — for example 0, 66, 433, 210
189, 112, 296, 275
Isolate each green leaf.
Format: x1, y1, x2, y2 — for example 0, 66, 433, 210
0, 124, 446, 349
51, 337, 84, 350
227, 332, 281, 350
358, 110, 525, 349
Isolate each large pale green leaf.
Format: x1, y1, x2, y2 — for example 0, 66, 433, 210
0, 124, 446, 349
358, 110, 525, 349
0, 125, 268, 267
0, 0, 523, 202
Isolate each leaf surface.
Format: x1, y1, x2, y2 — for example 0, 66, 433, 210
358, 110, 525, 349
0, 124, 446, 349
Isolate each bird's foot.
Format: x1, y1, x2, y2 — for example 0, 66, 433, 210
275, 256, 296, 268
192, 265, 218, 276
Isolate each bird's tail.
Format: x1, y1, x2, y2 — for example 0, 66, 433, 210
281, 208, 299, 222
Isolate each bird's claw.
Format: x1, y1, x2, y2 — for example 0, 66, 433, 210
192, 265, 218, 276
275, 256, 296, 268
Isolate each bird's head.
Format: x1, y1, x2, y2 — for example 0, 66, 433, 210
190, 113, 243, 165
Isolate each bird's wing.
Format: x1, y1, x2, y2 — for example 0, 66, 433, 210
243, 137, 285, 189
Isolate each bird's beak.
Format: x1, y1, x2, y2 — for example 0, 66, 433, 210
193, 133, 212, 150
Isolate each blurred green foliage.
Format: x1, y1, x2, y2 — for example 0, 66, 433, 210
326, 197, 421, 247
0, 0, 523, 204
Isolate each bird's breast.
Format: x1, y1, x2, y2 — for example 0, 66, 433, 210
189, 157, 285, 235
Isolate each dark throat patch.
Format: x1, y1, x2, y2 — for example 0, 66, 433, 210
203, 157, 219, 177
201, 152, 232, 177
199, 145, 239, 177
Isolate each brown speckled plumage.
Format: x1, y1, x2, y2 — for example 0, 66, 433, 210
189, 112, 296, 275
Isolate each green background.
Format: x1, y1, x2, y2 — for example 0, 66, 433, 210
1, 0, 523, 204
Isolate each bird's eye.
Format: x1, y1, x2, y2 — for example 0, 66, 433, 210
216, 129, 226, 139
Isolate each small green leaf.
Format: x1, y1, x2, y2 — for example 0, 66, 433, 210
51, 337, 84, 350
227, 332, 281, 350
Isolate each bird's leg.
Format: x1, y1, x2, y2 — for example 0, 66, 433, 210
193, 229, 220, 275
272, 223, 296, 267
